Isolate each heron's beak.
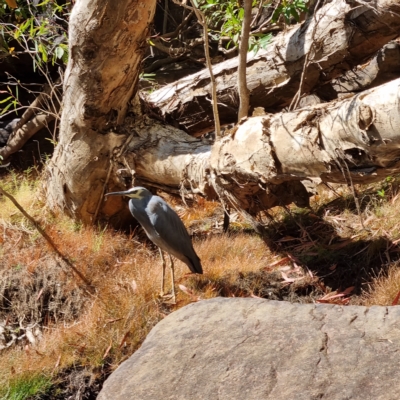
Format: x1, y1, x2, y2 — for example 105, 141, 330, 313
105, 190, 131, 197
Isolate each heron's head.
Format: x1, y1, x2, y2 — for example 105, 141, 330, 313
105, 186, 152, 200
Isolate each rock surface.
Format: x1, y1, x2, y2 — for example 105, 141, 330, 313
98, 298, 400, 400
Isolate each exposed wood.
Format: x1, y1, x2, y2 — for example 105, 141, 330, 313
146, 0, 400, 136
44, 0, 400, 224
0, 113, 55, 161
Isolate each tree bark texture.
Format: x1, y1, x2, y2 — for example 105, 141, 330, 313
320, 41, 400, 99
146, 0, 400, 136
45, 0, 156, 222
45, 0, 400, 224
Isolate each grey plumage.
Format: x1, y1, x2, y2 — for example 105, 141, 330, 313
105, 186, 203, 301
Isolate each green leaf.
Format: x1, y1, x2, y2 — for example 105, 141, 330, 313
38, 23, 49, 36
290, 8, 300, 22
202, 4, 215, 9
55, 46, 64, 59
61, 49, 68, 64
19, 19, 31, 33
29, 18, 34, 37
259, 33, 272, 48
1, 102, 13, 115
38, 43, 48, 62
0, 96, 13, 104
36, 0, 51, 6
296, 1, 308, 11
271, 7, 282, 22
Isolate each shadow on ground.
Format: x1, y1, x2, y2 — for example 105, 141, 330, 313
190, 190, 400, 305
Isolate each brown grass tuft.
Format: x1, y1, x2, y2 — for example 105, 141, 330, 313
3, 173, 400, 396
362, 261, 400, 306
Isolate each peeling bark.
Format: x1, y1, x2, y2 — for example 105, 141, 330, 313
0, 113, 55, 161
146, 0, 400, 136
208, 78, 400, 212
319, 40, 400, 100
45, 0, 157, 222
45, 0, 400, 225
105, 78, 400, 221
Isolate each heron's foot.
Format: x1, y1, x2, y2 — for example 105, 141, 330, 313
159, 292, 176, 304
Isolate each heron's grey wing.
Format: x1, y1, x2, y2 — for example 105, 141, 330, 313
146, 196, 202, 274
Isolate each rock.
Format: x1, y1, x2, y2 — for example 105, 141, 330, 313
0, 118, 20, 146
98, 298, 400, 400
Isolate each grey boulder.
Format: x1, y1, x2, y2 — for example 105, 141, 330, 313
98, 297, 400, 400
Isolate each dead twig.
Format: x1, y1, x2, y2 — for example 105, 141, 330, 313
0, 185, 94, 291
93, 132, 136, 222
237, 0, 252, 121
289, 0, 324, 111
161, 10, 194, 39
173, 0, 221, 138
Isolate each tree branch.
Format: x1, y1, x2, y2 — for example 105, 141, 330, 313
237, 0, 252, 120
0, 185, 94, 290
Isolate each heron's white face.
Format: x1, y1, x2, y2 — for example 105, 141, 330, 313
105, 186, 151, 200
124, 187, 147, 199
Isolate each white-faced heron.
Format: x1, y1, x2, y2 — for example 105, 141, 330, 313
105, 187, 203, 302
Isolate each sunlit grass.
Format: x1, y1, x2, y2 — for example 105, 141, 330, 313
362, 262, 400, 306
2, 173, 400, 395
0, 374, 52, 400
0, 177, 277, 393
0, 169, 41, 212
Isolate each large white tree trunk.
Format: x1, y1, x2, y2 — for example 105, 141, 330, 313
45, 0, 157, 221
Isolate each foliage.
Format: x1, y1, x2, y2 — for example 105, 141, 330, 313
0, 85, 19, 116
200, 0, 307, 52
0, 0, 70, 68
272, 0, 308, 23
376, 176, 394, 199
249, 31, 272, 55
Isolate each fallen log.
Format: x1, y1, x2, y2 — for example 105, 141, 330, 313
105, 77, 400, 221
146, 0, 400, 136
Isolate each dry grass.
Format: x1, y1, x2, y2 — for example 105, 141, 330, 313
2, 172, 400, 397
362, 261, 400, 306
0, 174, 280, 397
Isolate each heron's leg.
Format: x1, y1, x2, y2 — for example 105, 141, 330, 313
159, 247, 166, 297
223, 206, 230, 232
169, 254, 176, 303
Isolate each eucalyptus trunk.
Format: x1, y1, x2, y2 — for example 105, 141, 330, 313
45, 0, 156, 222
